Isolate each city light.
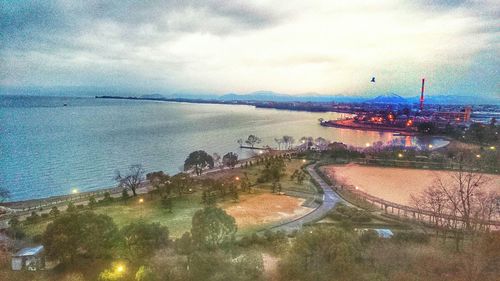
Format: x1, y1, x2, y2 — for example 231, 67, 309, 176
398, 153, 403, 158
428, 144, 433, 149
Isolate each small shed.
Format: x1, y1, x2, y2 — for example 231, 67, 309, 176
11, 245, 45, 271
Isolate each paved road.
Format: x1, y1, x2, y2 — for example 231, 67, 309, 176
270, 165, 345, 233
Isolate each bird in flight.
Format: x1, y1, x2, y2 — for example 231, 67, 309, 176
370, 77, 376, 83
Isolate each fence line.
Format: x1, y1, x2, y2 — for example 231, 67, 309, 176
336, 185, 500, 228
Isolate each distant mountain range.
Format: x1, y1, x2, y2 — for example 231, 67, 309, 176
1, 86, 498, 105
149, 91, 499, 105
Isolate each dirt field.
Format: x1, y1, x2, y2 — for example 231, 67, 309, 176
323, 164, 500, 205
223, 193, 311, 228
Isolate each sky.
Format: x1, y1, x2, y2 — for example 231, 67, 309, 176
1, 0, 499, 98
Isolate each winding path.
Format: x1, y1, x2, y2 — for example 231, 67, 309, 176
270, 165, 345, 232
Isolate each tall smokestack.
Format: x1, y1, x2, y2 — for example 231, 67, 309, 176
420, 78, 425, 111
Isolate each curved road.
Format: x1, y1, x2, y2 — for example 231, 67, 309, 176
270, 164, 345, 233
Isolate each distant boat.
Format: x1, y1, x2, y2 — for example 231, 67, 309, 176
63, 103, 68, 106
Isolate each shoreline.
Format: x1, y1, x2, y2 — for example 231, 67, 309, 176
321, 119, 417, 135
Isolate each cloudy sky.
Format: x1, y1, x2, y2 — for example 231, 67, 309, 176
1, 0, 499, 97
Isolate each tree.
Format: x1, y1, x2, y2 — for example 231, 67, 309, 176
88, 195, 97, 209
184, 150, 214, 175
412, 169, 498, 250
222, 152, 238, 169
171, 173, 193, 196
212, 153, 223, 169
245, 135, 261, 148
274, 138, 283, 150
146, 171, 171, 197
279, 226, 361, 281
0, 186, 10, 203
120, 221, 169, 260
47, 206, 59, 218
115, 164, 145, 196
191, 207, 237, 250
282, 135, 295, 149
175, 231, 194, 256
259, 158, 286, 192
43, 212, 119, 263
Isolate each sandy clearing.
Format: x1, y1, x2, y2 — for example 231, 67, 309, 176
323, 164, 500, 205
222, 193, 312, 228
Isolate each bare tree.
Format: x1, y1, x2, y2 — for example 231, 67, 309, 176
274, 138, 282, 150
212, 153, 223, 169
115, 164, 145, 197
0, 186, 10, 203
412, 169, 498, 250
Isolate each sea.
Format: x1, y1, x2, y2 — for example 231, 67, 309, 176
0, 95, 447, 201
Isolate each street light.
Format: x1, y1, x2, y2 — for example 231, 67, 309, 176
139, 198, 144, 203
398, 153, 403, 158
428, 144, 433, 149
235, 176, 240, 181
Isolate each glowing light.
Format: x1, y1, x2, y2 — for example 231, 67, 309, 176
72, 188, 78, 194
398, 153, 403, 158
476, 154, 481, 158
490, 146, 496, 150
116, 265, 125, 273
365, 143, 370, 147
235, 176, 240, 181
139, 198, 144, 203
355, 186, 359, 190
302, 159, 307, 163
258, 150, 263, 154
428, 144, 433, 149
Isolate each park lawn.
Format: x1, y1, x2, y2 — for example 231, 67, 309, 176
206, 159, 317, 194
19, 193, 205, 239
93, 193, 204, 238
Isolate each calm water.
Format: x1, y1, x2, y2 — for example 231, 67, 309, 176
0, 96, 445, 201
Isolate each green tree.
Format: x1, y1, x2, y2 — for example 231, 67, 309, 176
120, 221, 169, 260
222, 152, 238, 169
191, 207, 237, 250
279, 226, 361, 281
184, 150, 214, 175
49, 206, 60, 217
146, 171, 171, 197
43, 212, 119, 264
245, 135, 261, 148
88, 196, 97, 209
171, 172, 193, 196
